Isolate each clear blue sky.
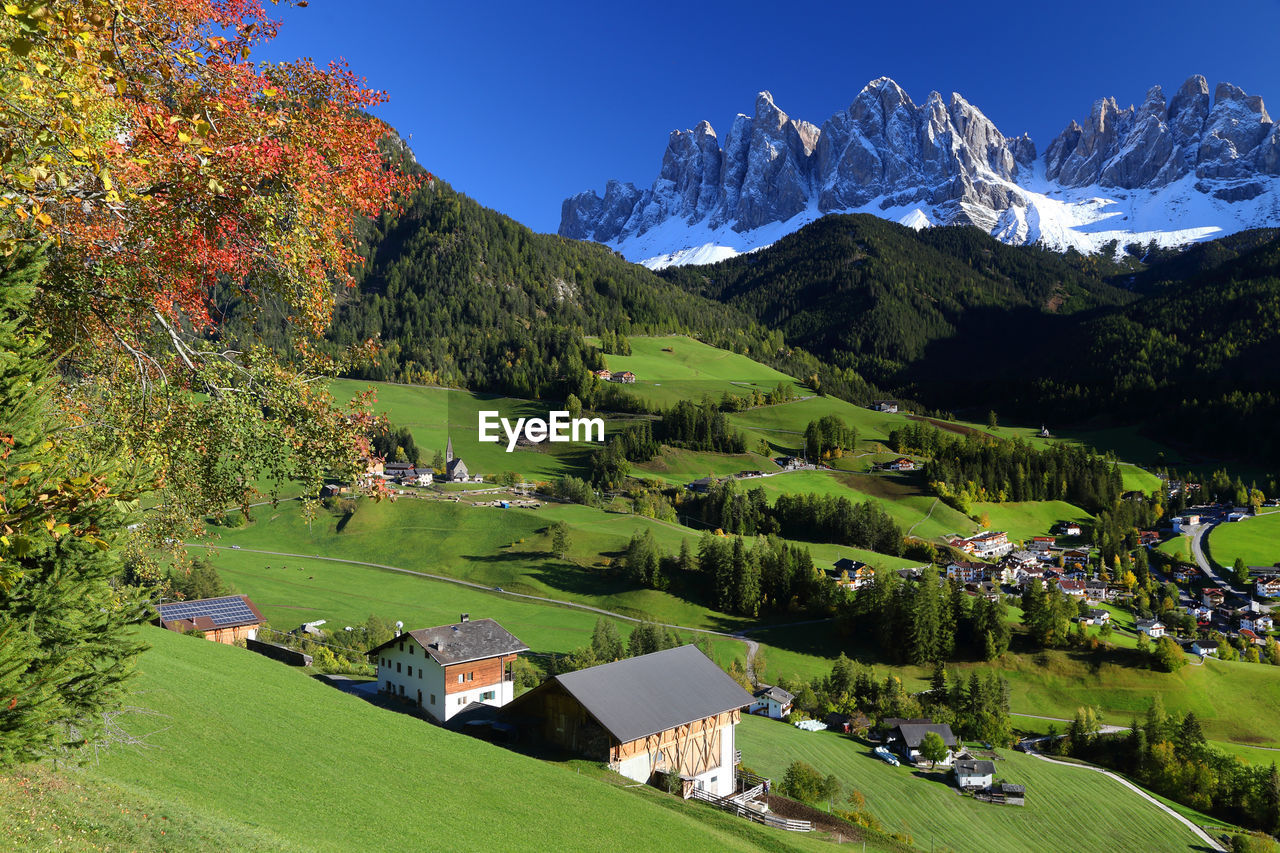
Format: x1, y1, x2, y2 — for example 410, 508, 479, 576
259, 0, 1280, 234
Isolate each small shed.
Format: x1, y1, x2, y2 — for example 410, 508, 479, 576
154, 595, 265, 645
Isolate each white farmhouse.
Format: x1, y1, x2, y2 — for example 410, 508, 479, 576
369, 615, 527, 723
749, 685, 794, 719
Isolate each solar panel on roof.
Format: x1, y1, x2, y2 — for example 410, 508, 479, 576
156, 595, 258, 628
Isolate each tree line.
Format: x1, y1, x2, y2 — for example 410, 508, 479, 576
684, 479, 903, 554
836, 567, 1011, 665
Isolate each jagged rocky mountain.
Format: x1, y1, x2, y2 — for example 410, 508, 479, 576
561, 76, 1280, 268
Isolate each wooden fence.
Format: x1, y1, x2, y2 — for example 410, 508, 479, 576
689, 788, 812, 832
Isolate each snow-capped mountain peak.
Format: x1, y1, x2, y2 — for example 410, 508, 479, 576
560, 76, 1280, 268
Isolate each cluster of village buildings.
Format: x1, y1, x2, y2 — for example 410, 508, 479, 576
329, 436, 483, 497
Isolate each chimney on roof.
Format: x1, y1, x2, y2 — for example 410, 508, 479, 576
460, 613, 469, 623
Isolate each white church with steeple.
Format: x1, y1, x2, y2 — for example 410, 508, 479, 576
443, 436, 479, 482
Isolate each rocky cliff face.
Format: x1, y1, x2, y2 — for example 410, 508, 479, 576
562, 76, 1280, 267
1042, 76, 1277, 188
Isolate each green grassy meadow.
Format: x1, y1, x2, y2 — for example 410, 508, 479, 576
968, 501, 1093, 543
1208, 512, 1280, 569
328, 380, 609, 482
633, 446, 777, 485
4, 628, 852, 852
736, 715, 1210, 853
747, 469, 977, 541
592, 335, 804, 408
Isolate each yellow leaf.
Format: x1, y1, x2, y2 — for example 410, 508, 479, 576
177, 132, 191, 143
4, 5, 20, 15
35, 211, 51, 226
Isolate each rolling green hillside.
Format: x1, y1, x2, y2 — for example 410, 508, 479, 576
736, 715, 1213, 853
592, 335, 803, 409
6, 628, 854, 852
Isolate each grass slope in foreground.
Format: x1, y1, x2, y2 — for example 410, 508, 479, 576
28, 628, 853, 852
736, 715, 1209, 853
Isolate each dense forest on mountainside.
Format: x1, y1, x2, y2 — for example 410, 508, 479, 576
662, 216, 1280, 468
307, 157, 882, 405
215, 139, 1278, 468
659, 214, 1137, 382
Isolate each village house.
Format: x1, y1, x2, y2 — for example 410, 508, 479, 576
1138, 530, 1160, 547
1202, 588, 1227, 608
1017, 567, 1045, 589
1059, 522, 1083, 537
1137, 618, 1166, 638
1256, 577, 1280, 598
886, 457, 916, 472
1186, 604, 1214, 624
749, 685, 794, 720
593, 368, 612, 381
989, 562, 1018, 585
887, 720, 958, 767
1240, 629, 1266, 646
966, 531, 1014, 559
612, 371, 636, 384
954, 758, 996, 790
502, 645, 752, 798
1084, 581, 1108, 603
1083, 608, 1111, 626
1238, 607, 1274, 634
369, 615, 527, 724
1175, 566, 1199, 584
833, 557, 875, 590
946, 561, 987, 584
777, 455, 811, 471
688, 476, 716, 494
872, 400, 899, 413
154, 595, 266, 645
1063, 548, 1090, 569
1006, 551, 1040, 571
1172, 514, 1201, 533
1029, 535, 1056, 552
1191, 639, 1220, 657
1057, 579, 1087, 599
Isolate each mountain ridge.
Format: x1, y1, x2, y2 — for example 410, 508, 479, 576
562, 76, 1280, 268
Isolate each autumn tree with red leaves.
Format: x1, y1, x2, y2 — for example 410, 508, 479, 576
0, 1, 413, 763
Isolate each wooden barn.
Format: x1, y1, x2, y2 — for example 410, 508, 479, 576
154, 595, 265, 645
503, 645, 752, 797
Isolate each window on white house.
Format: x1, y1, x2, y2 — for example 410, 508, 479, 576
430, 694, 436, 705
396, 662, 401, 673
457, 673, 464, 683
457, 696, 466, 705
480, 690, 495, 701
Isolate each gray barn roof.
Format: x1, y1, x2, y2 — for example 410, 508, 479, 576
753, 685, 794, 704
892, 722, 958, 748
954, 759, 996, 776
551, 645, 753, 744
369, 618, 527, 666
